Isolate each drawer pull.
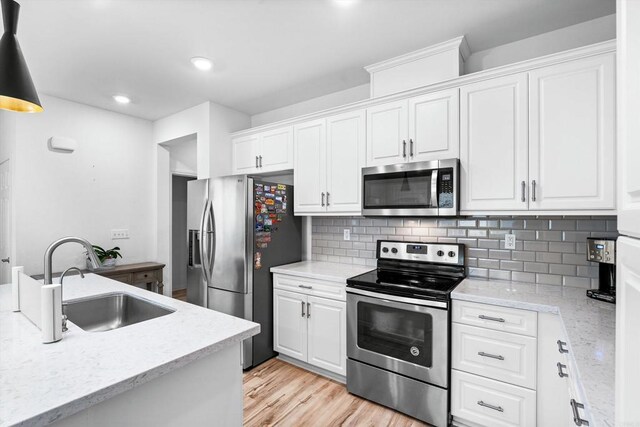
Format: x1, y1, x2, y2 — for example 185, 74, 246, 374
570, 399, 589, 426
478, 314, 505, 323
557, 362, 569, 378
298, 285, 313, 289
557, 340, 569, 354
478, 351, 504, 361
477, 400, 504, 412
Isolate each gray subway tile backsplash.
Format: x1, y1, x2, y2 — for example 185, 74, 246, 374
310, 215, 617, 289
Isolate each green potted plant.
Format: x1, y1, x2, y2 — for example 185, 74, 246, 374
87, 245, 122, 269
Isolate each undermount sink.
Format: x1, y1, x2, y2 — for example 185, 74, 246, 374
64, 292, 175, 332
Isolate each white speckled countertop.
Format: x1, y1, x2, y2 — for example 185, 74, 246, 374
452, 278, 615, 427
0, 274, 259, 427
270, 261, 373, 282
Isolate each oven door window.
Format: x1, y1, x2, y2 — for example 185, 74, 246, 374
357, 301, 433, 367
363, 169, 435, 210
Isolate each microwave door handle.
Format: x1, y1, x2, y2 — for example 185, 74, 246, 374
199, 200, 211, 284
430, 169, 439, 208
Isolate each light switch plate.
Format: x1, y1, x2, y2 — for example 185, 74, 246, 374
505, 234, 516, 250
111, 229, 130, 239
343, 229, 351, 241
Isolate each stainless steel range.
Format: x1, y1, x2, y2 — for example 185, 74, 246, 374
346, 240, 465, 427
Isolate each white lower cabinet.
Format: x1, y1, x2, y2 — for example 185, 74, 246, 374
273, 274, 347, 376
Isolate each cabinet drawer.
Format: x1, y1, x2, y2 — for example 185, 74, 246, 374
453, 300, 537, 337
452, 369, 536, 427
273, 274, 346, 301
106, 273, 132, 285
132, 270, 158, 284
452, 323, 537, 389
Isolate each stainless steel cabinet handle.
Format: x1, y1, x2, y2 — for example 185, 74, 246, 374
255, 156, 259, 168
478, 351, 504, 361
307, 302, 311, 318
301, 301, 305, 317
409, 138, 414, 157
532, 180, 537, 202
570, 399, 589, 426
521, 181, 526, 202
478, 314, 505, 323
477, 401, 503, 412
321, 192, 325, 207
326, 192, 330, 206
298, 285, 313, 289
557, 362, 569, 378
1, 257, 9, 263
259, 155, 263, 168
557, 340, 569, 354
402, 140, 407, 158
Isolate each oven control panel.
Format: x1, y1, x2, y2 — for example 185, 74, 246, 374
378, 241, 463, 265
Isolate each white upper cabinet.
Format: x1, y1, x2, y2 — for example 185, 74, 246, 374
366, 100, 408, 166
260, 127, 293, 173
460, 73, 529, 211
232, 126, 293, 175
295, 111, 365, 216
326, 110, 365, 213
232, 134, 260, 174
529, 53, 616, 210
367, 90, 460, 167
408, 88, 460, 162
294, 120, 326, 213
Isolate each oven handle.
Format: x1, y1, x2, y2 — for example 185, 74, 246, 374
346, 287, 448, 309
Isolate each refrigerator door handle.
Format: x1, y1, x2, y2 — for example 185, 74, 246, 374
207, 200, 216, 278
199, 199, 211, 284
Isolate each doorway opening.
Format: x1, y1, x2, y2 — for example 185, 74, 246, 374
172, 174, 195, 301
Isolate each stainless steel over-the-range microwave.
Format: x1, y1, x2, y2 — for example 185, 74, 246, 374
361, 159, 459, 217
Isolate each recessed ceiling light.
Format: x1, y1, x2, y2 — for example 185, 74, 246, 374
334, 0, 358, 7
190, 57, 213, 71
113, 95, 131, 104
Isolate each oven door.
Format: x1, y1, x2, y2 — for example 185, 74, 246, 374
347, 288, 449, 388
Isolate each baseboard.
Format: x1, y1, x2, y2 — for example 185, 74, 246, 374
277, 355, 346, 384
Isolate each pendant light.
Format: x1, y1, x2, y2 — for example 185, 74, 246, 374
0, 0, 42, 113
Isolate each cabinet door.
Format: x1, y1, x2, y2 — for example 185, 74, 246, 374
408, 88, 459, 162
616, 237, 640, 426
529, 54, 615, 210
307, 296, 346, 376
366, 100, 408, 166
460, 74, 529, 211
273, 289, 308, 361
232, 134, 259, 174
326, 110, 365, 214
259, 126, 293, 173
537, 313, 572, 427
294, 120, 327, 214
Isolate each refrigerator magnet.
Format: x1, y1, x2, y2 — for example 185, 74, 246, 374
254, 252, 262, 269
277, 184, 286, 190
265, 199, 275, 206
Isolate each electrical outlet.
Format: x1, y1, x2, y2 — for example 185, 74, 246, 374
111, 229, 130, 240
505, 234, 516, 250
343, 229, 351, 241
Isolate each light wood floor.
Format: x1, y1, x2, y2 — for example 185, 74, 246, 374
243, 358, 428, 427
172, 289, 187, 301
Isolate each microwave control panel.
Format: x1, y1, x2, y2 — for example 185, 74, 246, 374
438, 168, 454, 208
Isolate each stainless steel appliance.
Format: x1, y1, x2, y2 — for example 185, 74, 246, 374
346, 240, 465, 427
361, 159, 459, 217
586, 237, 616, 303
187, 176, 302, 368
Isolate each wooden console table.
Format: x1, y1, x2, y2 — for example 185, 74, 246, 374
96, 262, 165, 294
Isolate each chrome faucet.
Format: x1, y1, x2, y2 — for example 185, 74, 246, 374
44, 237, 101, 285
59, 267, 84, 332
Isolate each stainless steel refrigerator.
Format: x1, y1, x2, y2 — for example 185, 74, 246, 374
186, 176, 302, 369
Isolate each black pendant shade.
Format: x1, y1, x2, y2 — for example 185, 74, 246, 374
0, 0, 42, 112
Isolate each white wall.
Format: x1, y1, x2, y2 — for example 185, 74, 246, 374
167, 136, 197, 176
209, 103, 251, 177
250, 15, 615, 127
12, 95, 155, 275
465, 14, 616, 74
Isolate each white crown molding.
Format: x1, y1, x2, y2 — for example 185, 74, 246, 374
364, 36, 469, 74
233, 40, 615, 138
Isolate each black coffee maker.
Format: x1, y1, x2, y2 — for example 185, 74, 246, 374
586, 237, 616, 303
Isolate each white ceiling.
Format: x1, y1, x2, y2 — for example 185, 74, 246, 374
16, 0, 615, 121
